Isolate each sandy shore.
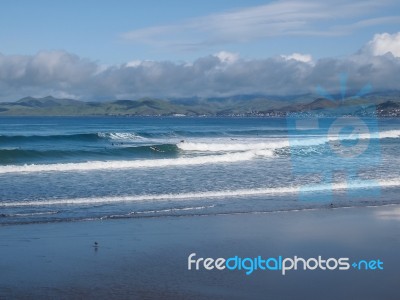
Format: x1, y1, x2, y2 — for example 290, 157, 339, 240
1, 205, 400, 299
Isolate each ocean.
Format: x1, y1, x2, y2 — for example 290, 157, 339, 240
1, 116, 400, 225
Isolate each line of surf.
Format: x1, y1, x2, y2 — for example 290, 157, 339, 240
0, 150, 273, 174
177, 129, 400, 152
1, 178, 398, 207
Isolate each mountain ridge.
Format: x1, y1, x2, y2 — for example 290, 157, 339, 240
0, 93, 399, 117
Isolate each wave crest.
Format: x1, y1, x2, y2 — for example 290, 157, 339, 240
0, 149, 273, 174
2, 178, 398, 207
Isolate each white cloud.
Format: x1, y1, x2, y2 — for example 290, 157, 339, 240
121, 0, 397, 50
214, 51, 239, 64
365, 32, 400, 57
281, 53, 313, 63
0, 33, 400, 101
126, 60, 143, 68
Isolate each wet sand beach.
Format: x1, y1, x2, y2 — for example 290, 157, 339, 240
1, 204, 399, 299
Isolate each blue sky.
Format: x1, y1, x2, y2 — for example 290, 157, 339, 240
0, 0, 399, 100
1, 0, 399, 63
1, 0, 269, 63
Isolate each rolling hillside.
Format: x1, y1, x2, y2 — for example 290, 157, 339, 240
0, 94, 399, 117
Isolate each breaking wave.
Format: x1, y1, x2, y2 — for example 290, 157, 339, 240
2, 178, 398, 207
0, 149, 274, 174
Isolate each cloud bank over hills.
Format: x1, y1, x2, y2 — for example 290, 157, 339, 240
0, 32, 399, 101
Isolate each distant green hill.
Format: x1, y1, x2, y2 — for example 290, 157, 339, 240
0, 96, 186, 116
0, 95, 290, 116
15, 96, 83, 107
0, 93, 399, 117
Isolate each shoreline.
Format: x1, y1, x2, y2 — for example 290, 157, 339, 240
1, 204, 400, 299
2, 202, 400, 227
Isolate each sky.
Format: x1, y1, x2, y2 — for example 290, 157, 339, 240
0, 0, 400, 101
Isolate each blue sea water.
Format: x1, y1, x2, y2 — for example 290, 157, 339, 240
0, 116, 400, 225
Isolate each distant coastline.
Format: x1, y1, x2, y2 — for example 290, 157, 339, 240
0, 94, 400, 117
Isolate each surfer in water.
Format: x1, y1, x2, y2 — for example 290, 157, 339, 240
150, 146, 164, 152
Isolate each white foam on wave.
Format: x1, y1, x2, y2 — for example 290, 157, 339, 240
104, 205, 217, 218
97, 132, 143, 141
2, 178, 399, 207
375, 129, 400, 139
0, 150, 274, 174
9, 211, 59, 217
177, 138, 328, 152
178, 141, 288, 151
177, 129, 400, 152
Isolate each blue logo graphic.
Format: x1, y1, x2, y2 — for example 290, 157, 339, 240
287, 73, 381, 202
